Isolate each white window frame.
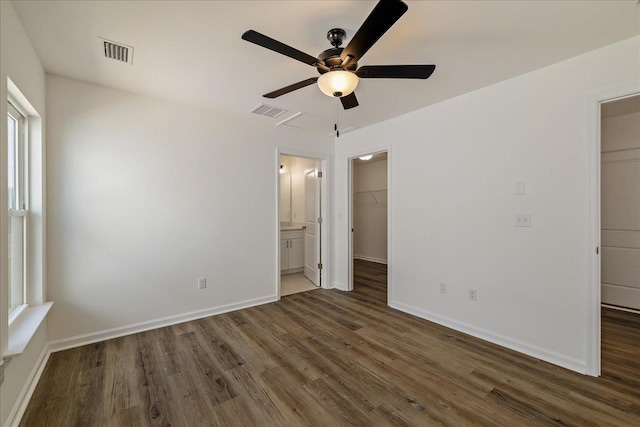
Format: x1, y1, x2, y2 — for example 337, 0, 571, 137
7, 100, 29, 323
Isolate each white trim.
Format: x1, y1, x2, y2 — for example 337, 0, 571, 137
48, 295, 276, 353
3, 343, 50, 427
353, 255, 387, 265
7, 304, 27, 325
276, 150, 282, 300
587, 83, 640, 377
6, 302, 52, 358
390, 300, 586, 374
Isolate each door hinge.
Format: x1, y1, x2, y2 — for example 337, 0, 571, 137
318, 263, 323, 269
596, 247, 599, 255
318, 171, 323, 178
318, 217, 323, 224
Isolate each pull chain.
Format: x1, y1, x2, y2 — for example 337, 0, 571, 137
335, 98, 340, 138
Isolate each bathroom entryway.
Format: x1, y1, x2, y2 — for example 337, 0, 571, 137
279, 154, 323, 296
281, 273, 318, 296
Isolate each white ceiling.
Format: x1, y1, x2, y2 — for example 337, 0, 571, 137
12, 0, 640, 131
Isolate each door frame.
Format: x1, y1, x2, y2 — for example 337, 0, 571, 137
347, 146, 391, 304
587, 83, 640, 376
276, 148, 329, 300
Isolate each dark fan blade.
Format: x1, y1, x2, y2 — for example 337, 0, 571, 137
357, 65, 436, 79
242, 30, 320, 66
340, 0, 408, 64
340, 92, 359, 110
263, 77, 318, 98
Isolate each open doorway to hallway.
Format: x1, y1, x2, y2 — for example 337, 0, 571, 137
279, 154, 322, 297
599, 93, 640, 380
350, 152, 388, 301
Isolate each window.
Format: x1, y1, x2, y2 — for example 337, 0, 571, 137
7, 101, 28, 319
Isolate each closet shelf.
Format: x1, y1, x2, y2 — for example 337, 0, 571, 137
354, 189, 387, 205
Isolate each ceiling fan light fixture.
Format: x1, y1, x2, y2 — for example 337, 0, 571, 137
317, 70, 359, 98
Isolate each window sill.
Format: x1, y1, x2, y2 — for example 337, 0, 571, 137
5, 302, 53, 359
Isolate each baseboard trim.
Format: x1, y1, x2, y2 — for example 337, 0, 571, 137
4, 344, 51, 427
353, 255, 388, 265
389, 300, 586, 374
48, 295, 278, 353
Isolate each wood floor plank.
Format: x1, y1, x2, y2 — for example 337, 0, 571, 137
226, 366, 288, 427
257, 367, 334, 427
20, 260, 640, 426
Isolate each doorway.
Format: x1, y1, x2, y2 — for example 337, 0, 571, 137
597, 93, 640, 378
279, 154, 323, 297
349, 151, 389, 302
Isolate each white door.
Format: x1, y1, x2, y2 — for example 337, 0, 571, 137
304, 168, 321, 286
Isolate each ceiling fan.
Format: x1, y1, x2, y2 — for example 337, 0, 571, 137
242, 0, 436, 110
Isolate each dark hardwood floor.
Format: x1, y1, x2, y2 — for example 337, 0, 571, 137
21, 260, 640, 426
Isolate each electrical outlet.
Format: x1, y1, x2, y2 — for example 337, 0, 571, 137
198, 277, 206, 289
468, 289, 477, 301
515, 214, 531, 227
440, 282, 447, 294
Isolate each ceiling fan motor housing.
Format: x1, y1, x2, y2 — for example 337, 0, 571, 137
317, 28, 358, 74
317, 47, 358, 74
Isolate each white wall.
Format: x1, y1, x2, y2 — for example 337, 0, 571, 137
46, 75, 333, 342
602, 112, 640, 151
353, 159, 387, 263
601, 111, 640, 310
333, 36, 640, 373
0, 1, 48, 425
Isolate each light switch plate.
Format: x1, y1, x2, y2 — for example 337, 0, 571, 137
515, 181, 525, 195
515, 214, 531, 227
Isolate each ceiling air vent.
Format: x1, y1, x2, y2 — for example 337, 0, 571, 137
251, 104, 287, 118
100, 38, 134, 64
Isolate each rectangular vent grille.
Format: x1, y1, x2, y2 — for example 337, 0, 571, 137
101, 38, 133, 64
251, 104, 287, 118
